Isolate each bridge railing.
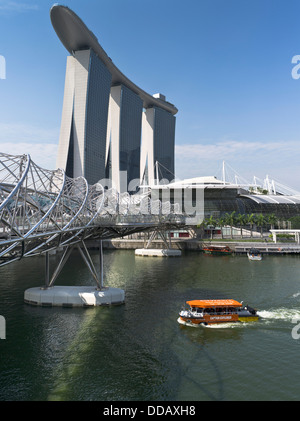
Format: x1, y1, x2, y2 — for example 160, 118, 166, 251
0, 153, 186, 265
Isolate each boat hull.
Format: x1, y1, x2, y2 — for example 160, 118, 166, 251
248, 256, 262, 261
203, 250, 232, 255
178, 314, 259, 325
238, 316, 259, 322
247, 249, 262, 260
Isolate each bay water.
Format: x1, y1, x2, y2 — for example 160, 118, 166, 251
1, 249, 300, 401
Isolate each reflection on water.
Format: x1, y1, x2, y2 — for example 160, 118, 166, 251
1, 251, 300, 400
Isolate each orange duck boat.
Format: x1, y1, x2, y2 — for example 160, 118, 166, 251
178, 299, 259, 326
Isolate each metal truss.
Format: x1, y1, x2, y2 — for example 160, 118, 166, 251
0, 153, 184, 266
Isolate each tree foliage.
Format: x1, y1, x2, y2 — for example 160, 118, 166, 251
199, 212, 280, 238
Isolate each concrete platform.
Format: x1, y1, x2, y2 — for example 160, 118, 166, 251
135, 248, 182, 257
24, 286, 125, 307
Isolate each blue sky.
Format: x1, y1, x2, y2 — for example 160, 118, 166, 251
1, 0, 300, 190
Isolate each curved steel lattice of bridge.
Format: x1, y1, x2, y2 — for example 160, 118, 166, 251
0, 153, 184, 271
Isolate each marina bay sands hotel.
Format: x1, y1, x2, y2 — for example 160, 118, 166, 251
51, 5, 178, 192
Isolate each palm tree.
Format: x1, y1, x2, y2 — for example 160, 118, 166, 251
224, 211, 236, 239
218, 216, 226, 239
205, 215, 218, 239
246, 213, 255, 238
266, 213, 278, 230
255, 213, 266, 238
196, 218, 207, 239
236, 213, 246, 238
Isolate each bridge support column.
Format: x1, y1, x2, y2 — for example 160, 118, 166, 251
45, 252, 50, 288
135, 228, 181, 257
24, 240, 125, 307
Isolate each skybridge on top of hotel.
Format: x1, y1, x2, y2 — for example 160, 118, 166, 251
51, 4, 177, 190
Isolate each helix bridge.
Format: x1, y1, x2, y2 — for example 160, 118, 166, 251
0, 153, 184, 304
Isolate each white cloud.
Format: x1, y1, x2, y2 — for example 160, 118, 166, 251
175, 140, 300, 190
0, 122, 59, 144
0, 1, 38, 13
0, 124, 298, 190
0, 142, 58, 169
0, 122, 59, 169
175, 140, 296, 161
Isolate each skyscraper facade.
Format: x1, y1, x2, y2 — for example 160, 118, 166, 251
106, 84, 143, 192
51, 5, 178, 190
56, 49, 112, 184
141, 105, 176, 185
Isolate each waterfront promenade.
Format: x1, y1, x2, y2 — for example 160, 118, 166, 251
98, 237, 300, 255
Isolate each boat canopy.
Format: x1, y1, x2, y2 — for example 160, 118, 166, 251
187, 299, 242, 308
203, 246, 231, 250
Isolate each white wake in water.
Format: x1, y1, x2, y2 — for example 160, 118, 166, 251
258, 308, 300, 321
204, 322, 243, 329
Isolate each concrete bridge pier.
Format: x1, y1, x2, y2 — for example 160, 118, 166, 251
24, 240, 125, 307
135, 228, 182, 257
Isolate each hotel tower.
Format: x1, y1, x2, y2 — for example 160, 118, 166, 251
51, 5, 178, 191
